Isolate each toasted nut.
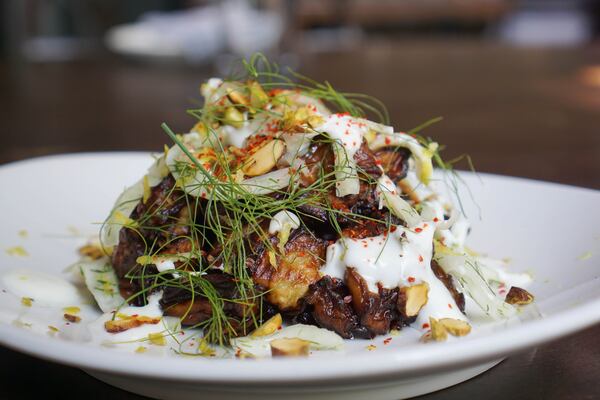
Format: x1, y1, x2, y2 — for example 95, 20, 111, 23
505, 286, 534, 305
104, 315, 161, 333
78, 244, 104, 260
223, 107, 245, 128
227, 87, 250, 106
242, 139, 286, 176
191, 121, 208, 135
248, 81, 269, 109
270, 338, 310, 357
429, 317, 448, 342
397, 180, 421, 203
64, 313, 81, 323
439, 318, 471, 336
251, 313, 282, 337
400, 282, 429, 317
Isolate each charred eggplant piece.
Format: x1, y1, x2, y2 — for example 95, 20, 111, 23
300, 276, 370, 339
431, 260, 465, 313
345, 268, 399, 336
374, 147, 410, 182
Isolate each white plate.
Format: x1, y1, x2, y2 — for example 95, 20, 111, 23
0, 153, 599, 400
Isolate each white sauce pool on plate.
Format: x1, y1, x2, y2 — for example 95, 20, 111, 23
88, 292, 179, 351
1, 269, 83, 307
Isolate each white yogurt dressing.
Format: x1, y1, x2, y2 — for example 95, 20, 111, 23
200, 77, 224, 103
321, 223, 466, 331
437, 215, 470, 249
268, 210, 300, 234
317, 113, 371, 196
318, 114, 365, 157
88, 292, 179, 351
1, 269, 84, 307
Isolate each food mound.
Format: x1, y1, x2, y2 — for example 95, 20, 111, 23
91, 59, 533, 349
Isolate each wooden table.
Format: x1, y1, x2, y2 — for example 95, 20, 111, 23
1, 39, 599, 399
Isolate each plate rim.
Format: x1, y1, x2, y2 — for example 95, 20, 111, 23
1, 152, 599, 384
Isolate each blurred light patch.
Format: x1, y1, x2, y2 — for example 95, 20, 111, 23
579, 66, 600, 88
498, 9, 591, 47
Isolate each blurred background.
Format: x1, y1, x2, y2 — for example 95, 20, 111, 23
1, 0, 599, 188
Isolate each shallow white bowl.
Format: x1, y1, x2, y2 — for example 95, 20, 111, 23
0, 153, 599, 400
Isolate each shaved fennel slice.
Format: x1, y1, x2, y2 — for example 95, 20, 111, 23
78, 257, 125, 313
230, 324, 344, 358
165, 137, 212, 198
287, 92, 331, 116
376, 175, 422, 227
475, 257, 532, 289
332, 143, 360, 196
360, 118, 394, 135
101, 153, 169, 248
434, 246, 515, 320
101, 180, 143, 248
368, 132, 435, 185
239, 168, 291, 195
281, 132, 318, 166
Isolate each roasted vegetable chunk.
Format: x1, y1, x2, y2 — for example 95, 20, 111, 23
246, 228, 326, 311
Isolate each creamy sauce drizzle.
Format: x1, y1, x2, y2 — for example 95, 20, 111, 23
321, 223, 466, 331
268, 210, 300, 234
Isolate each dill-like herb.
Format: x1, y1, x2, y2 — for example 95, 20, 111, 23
101, 53, 470, 347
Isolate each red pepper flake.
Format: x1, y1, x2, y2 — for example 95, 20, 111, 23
390, 226, 397, 232
423, 223, 428, 228
408, 276, 415, 283
415, 227, 423, 233
433, 217, 439, 222
131, 314, 139, 318
418, 255, 424, 262
422, 323, 430, 329
277, 326, 282, 330
343, 295, 352, 303
499, 289, 506, 295
267, 89, 284, 97
336, 112, 350, 117
448, 303, 453, 309
384, 137, 391, 145
383, 337, 392, 345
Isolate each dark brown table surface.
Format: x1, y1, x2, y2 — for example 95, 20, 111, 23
1, 39, 599, 399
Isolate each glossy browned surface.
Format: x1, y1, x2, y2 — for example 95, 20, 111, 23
1, 39, 599, 399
